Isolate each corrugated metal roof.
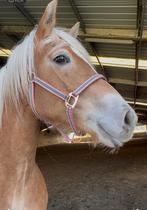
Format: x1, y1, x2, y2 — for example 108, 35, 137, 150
76, 0, 136, 29
144, 5, 147, 28
0, 1, 30, 25
0, 0, 137, 28
0, 34, 15, 48
141, 41, 147, 59
92, 43, 136, 59
114, 83, 134, 99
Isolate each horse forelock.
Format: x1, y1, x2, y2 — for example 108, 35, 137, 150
55, 29, 90, 59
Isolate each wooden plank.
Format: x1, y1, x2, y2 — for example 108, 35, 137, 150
1, 26, 147, 41
109, 78, 147, 87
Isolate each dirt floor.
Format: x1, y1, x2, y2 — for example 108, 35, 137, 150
36, 141, 147, 210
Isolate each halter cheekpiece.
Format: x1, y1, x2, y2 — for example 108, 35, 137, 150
29, 72, 105, 142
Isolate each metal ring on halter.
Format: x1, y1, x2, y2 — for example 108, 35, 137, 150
28, 72, 35, 83
65, 92, 79, 109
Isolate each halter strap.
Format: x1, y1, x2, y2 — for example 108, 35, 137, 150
29, 73, 105, 142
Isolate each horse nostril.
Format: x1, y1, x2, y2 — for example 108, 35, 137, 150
124, 111, 130, 126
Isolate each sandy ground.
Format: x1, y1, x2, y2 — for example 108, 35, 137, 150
36, 141, 147, 210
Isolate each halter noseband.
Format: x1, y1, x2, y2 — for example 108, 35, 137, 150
29, 73, 105, 142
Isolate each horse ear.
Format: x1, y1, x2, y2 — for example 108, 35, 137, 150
36, 0, 57, 41
69, 22, 80, 38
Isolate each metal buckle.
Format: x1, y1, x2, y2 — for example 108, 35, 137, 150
65, 92, 79, 108
28, 72, 35, 83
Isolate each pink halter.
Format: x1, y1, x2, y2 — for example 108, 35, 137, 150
29, 73, 105, 142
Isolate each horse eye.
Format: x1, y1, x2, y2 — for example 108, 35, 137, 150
53, 55, 70, 65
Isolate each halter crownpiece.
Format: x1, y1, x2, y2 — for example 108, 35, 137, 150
29, 73, 106, 142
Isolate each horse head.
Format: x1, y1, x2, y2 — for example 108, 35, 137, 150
30, 0, 137, 148
2, 0, 136, 149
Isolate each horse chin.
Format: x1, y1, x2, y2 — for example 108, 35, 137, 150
88, 123, 124, 149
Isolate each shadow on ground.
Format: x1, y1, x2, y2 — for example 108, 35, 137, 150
36, 142, 147, 210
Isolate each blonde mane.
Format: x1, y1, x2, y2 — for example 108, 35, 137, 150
0, 27, 90, 127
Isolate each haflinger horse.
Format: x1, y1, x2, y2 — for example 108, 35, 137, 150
0, 0, 137, 209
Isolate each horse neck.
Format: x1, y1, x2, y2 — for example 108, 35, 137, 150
0, 100, 43, 210
0, 99, 40, 165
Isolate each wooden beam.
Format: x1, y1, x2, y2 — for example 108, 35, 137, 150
2, 26, 147, 41
109, 78, 147, 87
14, 2, 36, 26
0, 26, 33, 34
126, 97, 147, 104
80, 28, 138, 40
